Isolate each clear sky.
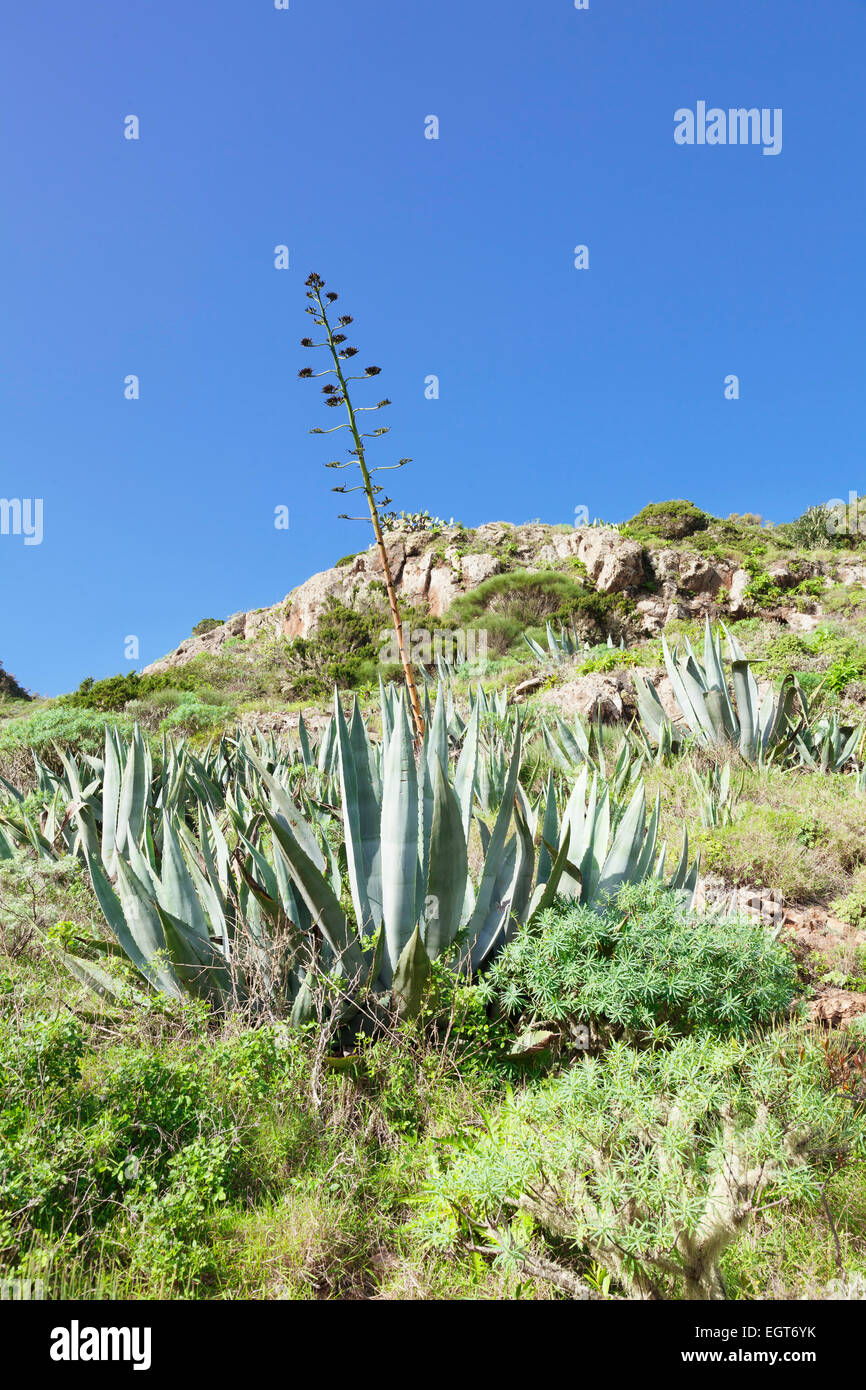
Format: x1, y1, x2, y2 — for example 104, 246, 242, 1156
2, 0, 864, 695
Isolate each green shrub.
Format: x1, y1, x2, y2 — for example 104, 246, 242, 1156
0, 1022, 303, 1285
283, 597, 385, 697
449, 572, 630, 653
192, 619, 224, 637
788, 504, 836, 549
830, 871, 866, 931
60, 670, 199, 713
0, 707, 134, 785
421, 1028, 866, 1300
0, 661, 29, 702
159, 697, 231, 737
483, 880, 796, 1042
0, 1015, 86, 1095
625, 499, 712, 542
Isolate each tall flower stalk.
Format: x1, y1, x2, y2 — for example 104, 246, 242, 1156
299, 272, 424, 738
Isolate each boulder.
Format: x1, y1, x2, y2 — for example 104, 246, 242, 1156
678, 556, 724, 596
541, 674, 627, 724
808, 988, 866, 1029
460, 553, 502, 587
400, 551, 434, 606
427, 565, 462, 617
635, 597, 668, 635
648, 549, 682, 584
575, 527, 645, 593
727, 567, 751, 618
284, 567, 348, 639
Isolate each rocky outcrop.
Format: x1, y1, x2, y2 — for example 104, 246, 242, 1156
575, 528, 645, 593
142, 518, 866, 676
727, 568, 751, 618
539, 673, 628, 724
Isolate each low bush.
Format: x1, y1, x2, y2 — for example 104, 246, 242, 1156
482, 880, 796, 1043
624, 499, 712, 543
0, 707, 134, 786
421, 1028, 866, 1300
60, 671, 198, 713
0, 661, 29, 702
449, 572, 630, 654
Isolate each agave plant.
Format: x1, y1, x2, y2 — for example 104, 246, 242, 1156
4, 694, 699, 1026
690, 762, 740, 829
794, 712, 863, 773
270, 689, 531, 1000
518, 763, 698, 915
635, 618, 801, 764
524, 623, 622, 666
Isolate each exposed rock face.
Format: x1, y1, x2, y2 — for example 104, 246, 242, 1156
727, 568, 751, 618
459, 552, 502, 587
142, 518, 866, 676
539, 673, 628, 724
630, 667, 682, 723
574, 527, 645, 593
678, 556, 726, 595
808, 988, 866, 1028
766, 558, 823, 589
144, 603, 290, 673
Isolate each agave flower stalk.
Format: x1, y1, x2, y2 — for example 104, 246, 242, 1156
300, 273, 425, 739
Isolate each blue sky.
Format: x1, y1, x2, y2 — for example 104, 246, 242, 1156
2, 0, 864, 695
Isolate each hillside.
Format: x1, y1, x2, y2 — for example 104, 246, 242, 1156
144, 507, 866, 679
2, 497, 866, 1304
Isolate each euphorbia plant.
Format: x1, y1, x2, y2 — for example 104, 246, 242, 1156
299, 272, 425, 739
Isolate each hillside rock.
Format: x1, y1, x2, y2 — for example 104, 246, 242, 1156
142, 517, 866, 676
575, 527, 644, 593
539, 673, 628, 724
727, 568, 752, 618
0, 661, 30, 701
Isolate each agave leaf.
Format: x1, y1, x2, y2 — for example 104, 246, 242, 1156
156, 905, 232, 1007
535, 773, 559, 886
423, 756, 469, 958
57, 949, 147, 1004
469, 818, 532, 972
89, 853, 182, 997
454, 697, 480, 836
540, 722, 574, 774
554, 714, 589, 765
632, 792, 661, 882
157, 815, 212, 945
334, 694, 383, 939
596, 781, 647, 900
246, 752, 327, 872
731, 659, 758, 761
392, 924, 431, 1020
296, 710, 313, 770
527, 832, 577, 924
577, 779, 609, 903
380, 700, 419, 981
633, 676, 671, 745
463, 731, 521, 942
264, 808, 371, 988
